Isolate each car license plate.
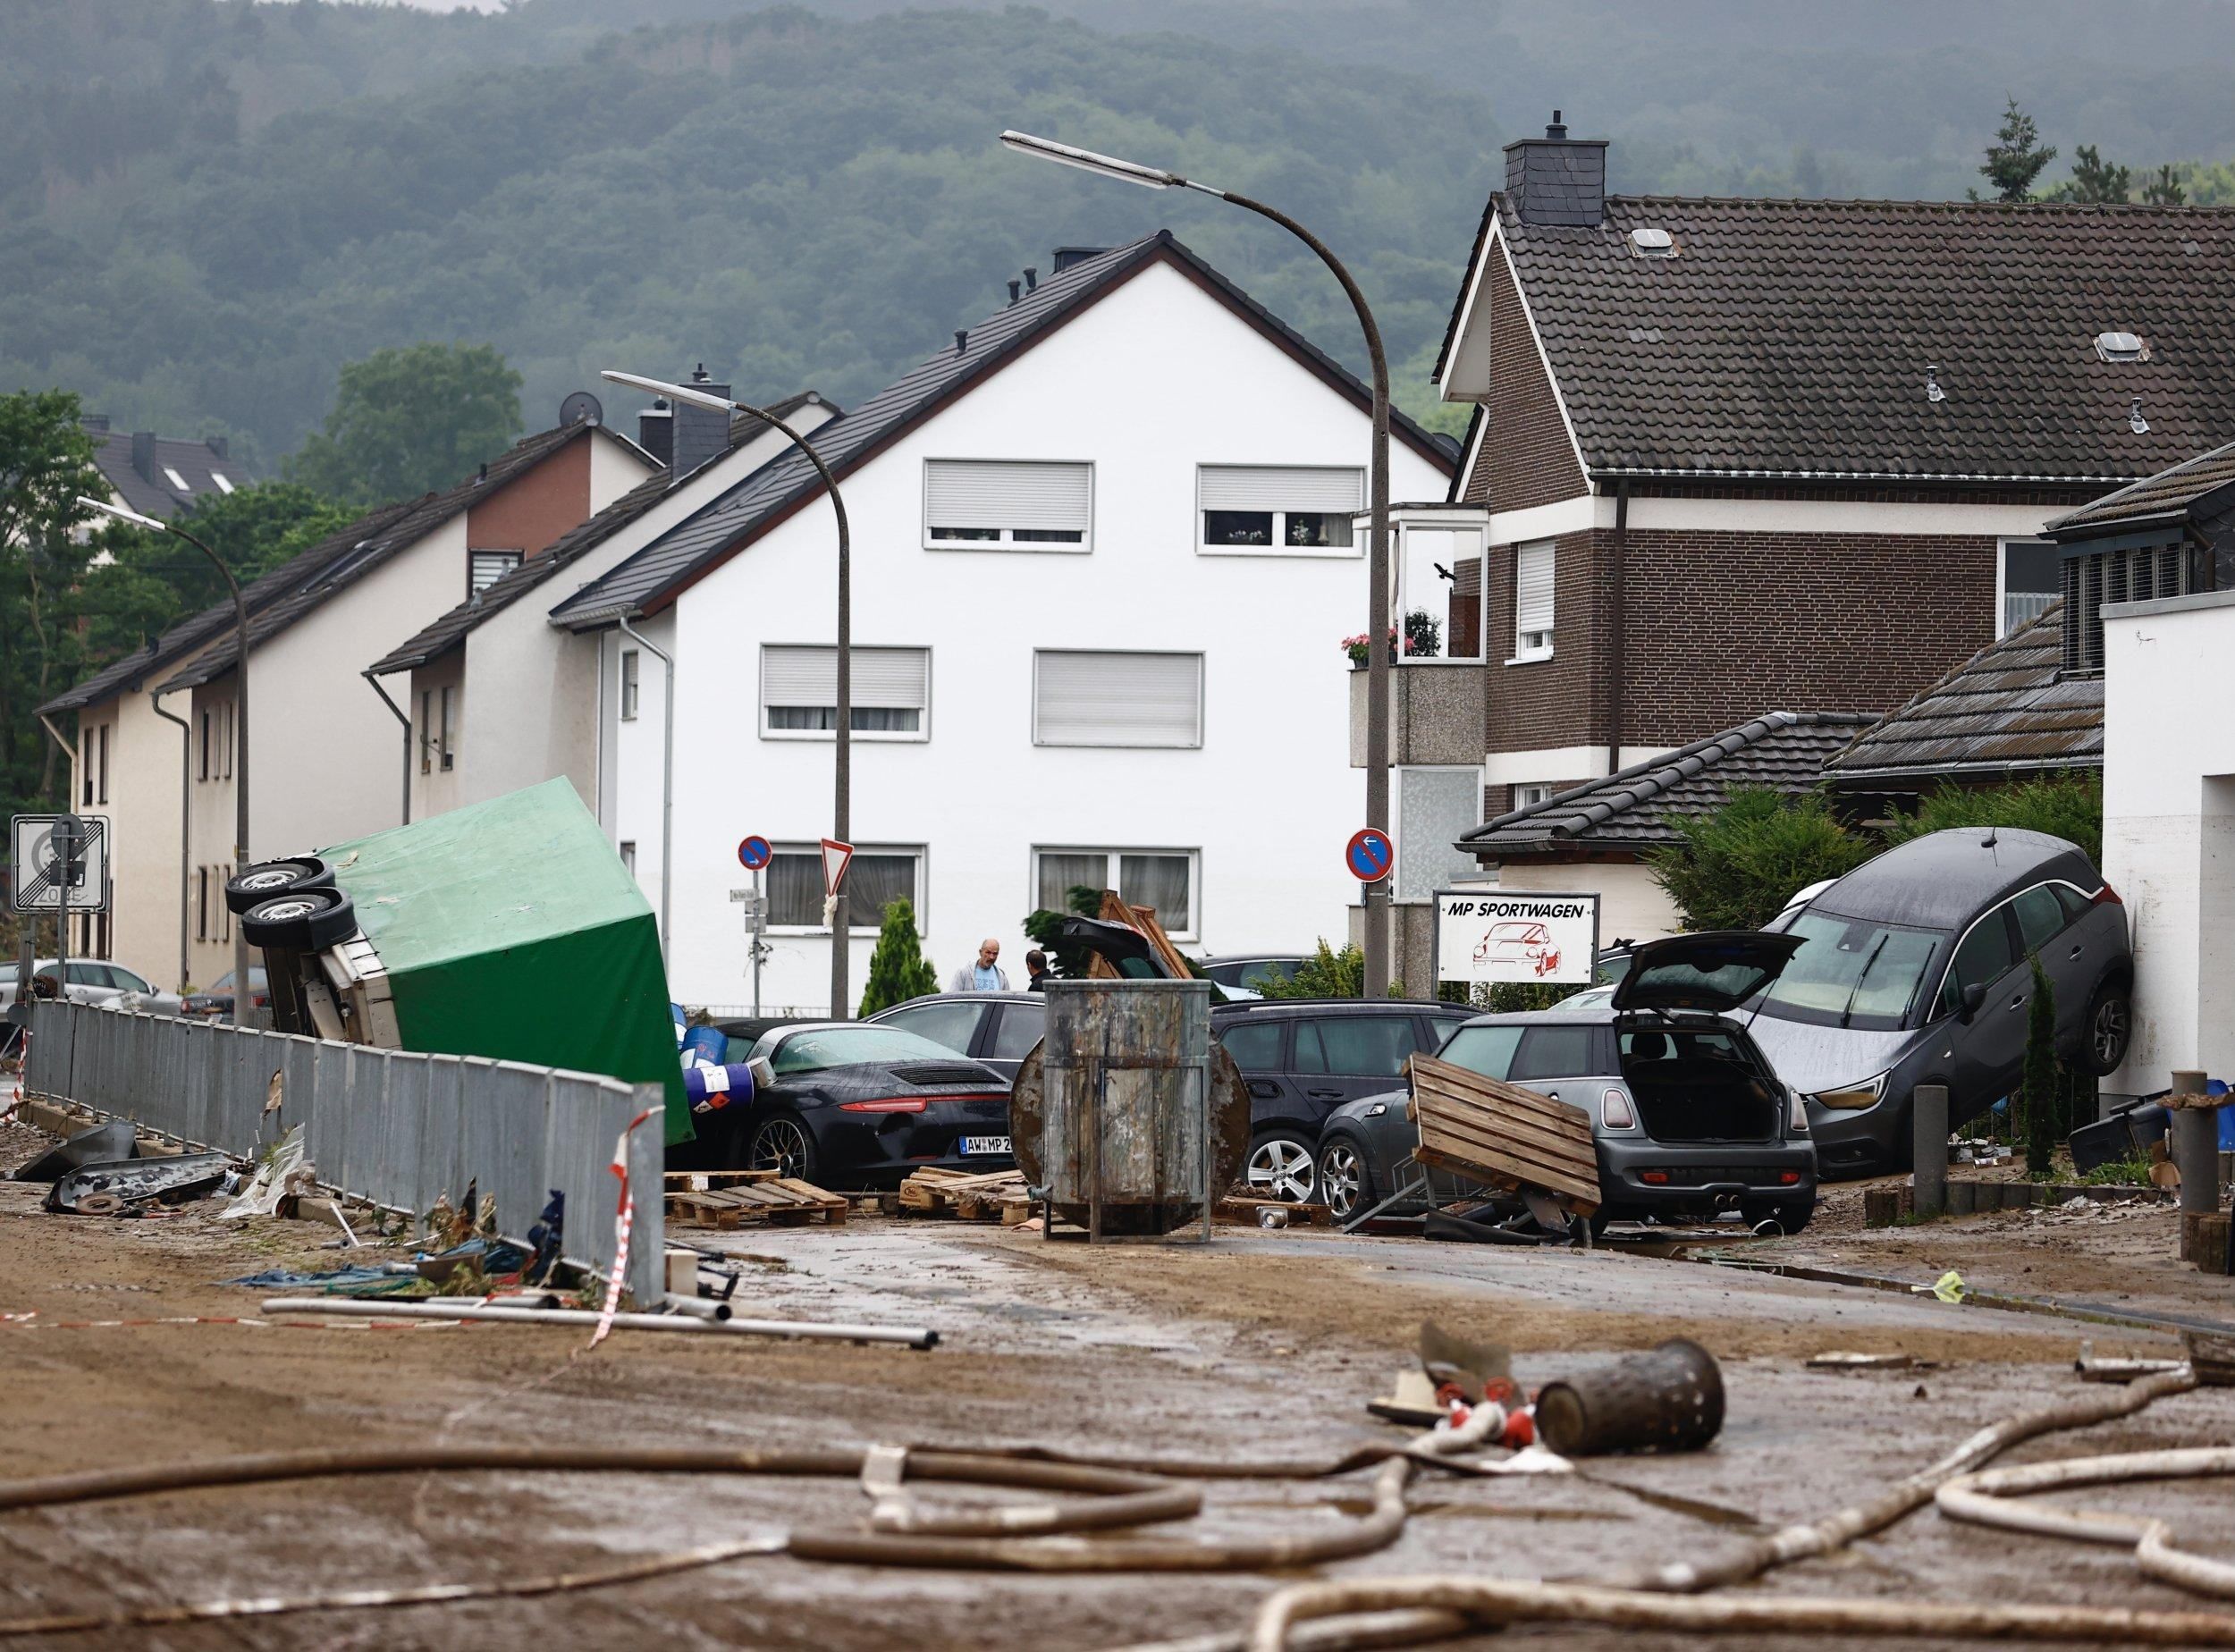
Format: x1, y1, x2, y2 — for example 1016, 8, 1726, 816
960, 1135, 1012, 1157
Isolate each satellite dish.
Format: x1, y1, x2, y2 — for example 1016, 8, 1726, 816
559, 391, 603, 428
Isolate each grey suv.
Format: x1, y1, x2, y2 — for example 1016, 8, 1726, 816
1316, 933, 1818, 1231
1743, 828, 2131, 1175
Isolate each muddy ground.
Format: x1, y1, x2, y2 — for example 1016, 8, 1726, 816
3, 1114, 2231, 1650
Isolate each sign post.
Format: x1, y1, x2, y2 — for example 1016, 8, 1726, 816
12, 814, 110, 1013
1432, 889, 1598, 991
736, 836, 774, 1016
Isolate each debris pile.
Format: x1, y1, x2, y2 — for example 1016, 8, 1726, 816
897, 1166, 1030, 1222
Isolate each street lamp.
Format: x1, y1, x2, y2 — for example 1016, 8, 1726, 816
77, 495, 253, 1024
997, 131, 1397, 996
598, 371, 857, 1019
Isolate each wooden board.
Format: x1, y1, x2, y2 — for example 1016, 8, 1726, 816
666, 1176, 848, 1229
898, 1166, 1030, 1221
1084, 890, 1195, 982
1406, 1052, 1600, 1211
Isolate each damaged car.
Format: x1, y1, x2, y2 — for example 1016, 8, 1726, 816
1317, 931, 1818, 1232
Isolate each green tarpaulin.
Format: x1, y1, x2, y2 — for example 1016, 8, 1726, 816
321, 780, 690, 1143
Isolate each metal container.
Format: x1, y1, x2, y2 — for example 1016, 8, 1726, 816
1534, 1338, 1725, 1456
1010, 979, 1245, 1239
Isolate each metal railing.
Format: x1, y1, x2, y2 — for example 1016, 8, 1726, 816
23, 1000, 664, 1305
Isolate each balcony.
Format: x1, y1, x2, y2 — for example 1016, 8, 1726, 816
1348, 657, 1484, 769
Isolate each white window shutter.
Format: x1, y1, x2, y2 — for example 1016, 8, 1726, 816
1197, 465, 1364, 513
924, 460, 1092, 531
762, 645, 837, 707
763, 645, 927, 711
1515, 541, 1556, 647
1034, 652, 1202, 747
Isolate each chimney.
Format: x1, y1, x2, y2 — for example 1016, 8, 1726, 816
205, 434, 228, 459
670, 364, 730, 480
131, 430, 156, 483
1023, 266, 1038, 292
638, 397, 673, 468
1050, 246, 1109, 273
81, 413, 110, 436
1504, 109, 1608, 228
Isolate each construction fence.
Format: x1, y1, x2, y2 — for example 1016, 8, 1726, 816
21, 999, 664, 1304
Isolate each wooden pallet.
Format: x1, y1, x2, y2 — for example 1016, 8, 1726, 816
665, 1176, 848, 1228
1405, 1052, 1600, 1214
898, 1166, 1031, 1222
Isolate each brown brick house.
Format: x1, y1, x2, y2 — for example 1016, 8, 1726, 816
1360, 114, 2235, 987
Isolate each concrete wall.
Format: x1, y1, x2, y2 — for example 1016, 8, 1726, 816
1349, 661, 1488, 769
2103, 586, 2235, 1093
608, 258, 1450, 1012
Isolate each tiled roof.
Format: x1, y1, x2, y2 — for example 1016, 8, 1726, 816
1460, 711, 1877, 856
552, 232, 1453, 628
2044, 436, 2235, 535
84, 425, 256, 521
1463, 195, 2235, 481
1824, 602, 2102, 783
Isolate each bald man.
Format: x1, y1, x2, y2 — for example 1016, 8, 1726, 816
949, 938, 1009, 993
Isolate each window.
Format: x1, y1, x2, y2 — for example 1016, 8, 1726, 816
1935, 906, 2019, 1018
1293, 1015, 1421, 1078
438, 686, 456, 771
619, 840, 637, 874
1999, 539, 2060, 636
211, 472, 234, 494
881, 999, 988, 1056
199, 712, 211, 781
760, 645, 931, 739
80, 731, 93, 805
924, 459, 1092, 550
2094, 330, 2148, 364
417, 690, 434, 775
1514, 540, 1555, 659
197, 868, 208, 941
1398, 526, 1486, 660
1217, 1019, 1285, 1072
1440, 1023, 1522, 1082
216, 703, 232, 780
469, 550, 522, 596
2012, 884, 2071, 954
163, 466, 191, 493
1033, 848, 1194, 936
1513, 783, 1556, 809
97, 723, 107, 804
768, 845, 923, 931
1033, 651, 1202, 748
1508, 1024, 1597, 1082
1196, 465, 1363, 556
988, 1001, 1047, 1062
620, 650, 640, 721
2061, 537, 2204, 676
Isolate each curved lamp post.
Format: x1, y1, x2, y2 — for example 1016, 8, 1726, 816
599, 371, 856, 1018
996, 131, 1396, 996
78, 496, 253, 1023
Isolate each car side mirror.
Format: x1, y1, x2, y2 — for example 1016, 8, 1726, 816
1959, 982, 1986, 1021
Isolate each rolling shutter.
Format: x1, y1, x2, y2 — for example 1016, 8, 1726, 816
1515, 541, 1556, 647
1034, 652, 1202, 747
1196, 465, 1363, 513
924, 459, 1092, 532
762, 645, 929, 711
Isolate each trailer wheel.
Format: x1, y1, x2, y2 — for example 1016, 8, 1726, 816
242, 888, 357, 952
225, 857, 333, 915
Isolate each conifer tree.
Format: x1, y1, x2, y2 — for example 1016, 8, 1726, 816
856, 896, 938, 1016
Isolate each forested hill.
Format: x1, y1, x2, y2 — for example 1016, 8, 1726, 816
7, 0, 2235, 466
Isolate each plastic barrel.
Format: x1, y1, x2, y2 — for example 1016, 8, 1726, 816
680, 1024, 727, 1069
683, 1062, 756, 1114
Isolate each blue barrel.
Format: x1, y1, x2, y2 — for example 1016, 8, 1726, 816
2214, 1080, 2234, 1150
684, 1062, 757, 1115
680, 1024, 727, 1069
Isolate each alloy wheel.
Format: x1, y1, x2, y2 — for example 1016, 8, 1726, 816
1246, 1136, 1316, 1203
1317, 1141, 1363, 1219
2093, 995, 2130, 1069
751, 1117, 813, 1180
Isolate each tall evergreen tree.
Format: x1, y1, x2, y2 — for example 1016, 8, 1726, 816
2059, 144, 2131, 203
1978, 97, 2057, 203
856, 896, 937, 1017
2141, 164, 2188, 206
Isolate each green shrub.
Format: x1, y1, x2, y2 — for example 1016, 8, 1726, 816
1252, 940, 1404, 999
1880, 771, 2102, 867
1021, 886, 1106, 979
856, 896, 938, 1016
1647, 787, 1873, 932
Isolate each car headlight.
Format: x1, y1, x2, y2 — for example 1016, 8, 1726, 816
1813, 1073, 1888, 1111
1364, 1101, 1388, 1117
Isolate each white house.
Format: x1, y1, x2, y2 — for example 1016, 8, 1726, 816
548, 233, 1455, 1013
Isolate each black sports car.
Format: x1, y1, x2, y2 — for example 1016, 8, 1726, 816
705, 1023, 1013, 1189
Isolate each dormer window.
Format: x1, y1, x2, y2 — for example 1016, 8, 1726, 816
1630, 227, 1675, 258
2094, 331, 2148, 363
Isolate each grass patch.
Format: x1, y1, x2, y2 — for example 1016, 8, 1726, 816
2080, 1152, 2155, 1186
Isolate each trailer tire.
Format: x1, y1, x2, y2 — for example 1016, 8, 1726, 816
242, 888, 357, 952
225, 857, 333, 915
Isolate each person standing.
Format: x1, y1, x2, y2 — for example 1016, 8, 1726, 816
949, 938, 1009, 993
1025, 949, 1050, 991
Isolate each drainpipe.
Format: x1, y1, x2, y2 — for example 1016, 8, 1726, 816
35, 713, 77, 962
361, 671, 413, 825
149, 694, 191, 994
1607, 479, 1630, 779
616, 616, 674, 973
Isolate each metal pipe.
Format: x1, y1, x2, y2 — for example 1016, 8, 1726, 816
615, 618, 675, 973
260, 1295, 937, 1348
663, 1292, 732, 1321
148, 694, 191, 994
360, 670, 412, 825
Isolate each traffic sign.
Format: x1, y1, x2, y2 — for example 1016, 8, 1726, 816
1345, 826, 1395, 884
10, 814, 110, 914
738, 834, 772, 871
821, 837, 854, 896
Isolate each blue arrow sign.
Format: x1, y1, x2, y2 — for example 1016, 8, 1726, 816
1346, 827, 1395, 883
738, 835, 772, 871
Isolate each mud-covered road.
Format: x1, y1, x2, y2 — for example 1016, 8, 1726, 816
3, 1117, 2231, 1650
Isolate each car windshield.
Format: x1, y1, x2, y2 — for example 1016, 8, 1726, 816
207, 970, 269, 993
769, 1026, 960, 1075
1752, 910, 1944, 1030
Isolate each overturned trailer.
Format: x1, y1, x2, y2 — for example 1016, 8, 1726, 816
227, 779, 690, 1144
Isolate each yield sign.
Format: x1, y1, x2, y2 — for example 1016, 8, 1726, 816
820, 838, 854, 897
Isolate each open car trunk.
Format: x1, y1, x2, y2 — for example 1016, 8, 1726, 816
1616, 1023, 1783, 1144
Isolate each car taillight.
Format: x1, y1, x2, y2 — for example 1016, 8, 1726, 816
839, 1098, 927, 1114
1640, 1169, 1670, 1184
1787, 1088, 1809, 1133
1779, 1170, 1801, 1184
2091, 882, 2123, 906
1600, 1087, 1636, 1129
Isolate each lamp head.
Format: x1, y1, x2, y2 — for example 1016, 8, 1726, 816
999, 130, 1183, 190
76, 495, 165, 532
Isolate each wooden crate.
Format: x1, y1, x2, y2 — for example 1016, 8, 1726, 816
666, 1176, 848, 1229
898, 1166, 1030, 1221
1404, 1052, 1600, 1214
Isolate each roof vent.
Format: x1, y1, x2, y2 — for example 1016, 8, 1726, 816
1007, 279, 1021, 307
1023, 266, 1038, 292
955, 329, 968, 354
2129, 396, 2150, 435
1629, 226, 1674, 257
1926, 364, 1945, 404
2095, 330, 2148, 363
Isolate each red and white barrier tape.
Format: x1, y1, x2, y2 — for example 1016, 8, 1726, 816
590, 1106, 662, 1349
1, 1026, 28, 1124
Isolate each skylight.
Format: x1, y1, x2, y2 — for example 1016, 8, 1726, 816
211, 472, 234, 494
2095, 331, 2147, 363
1630, 227, 1675, 257
163, 467, 191, 492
